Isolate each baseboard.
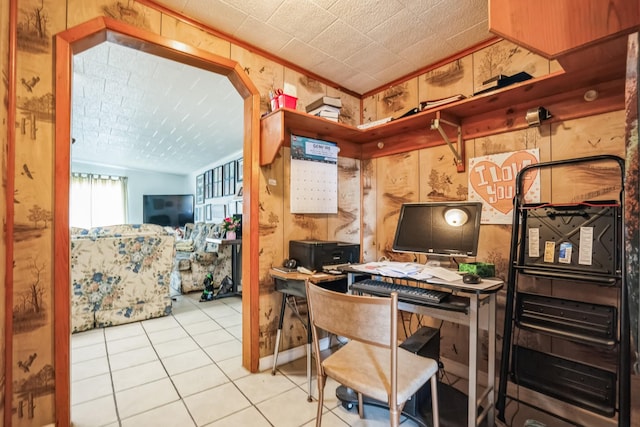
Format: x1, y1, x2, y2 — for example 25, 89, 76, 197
258, 336, 330, 372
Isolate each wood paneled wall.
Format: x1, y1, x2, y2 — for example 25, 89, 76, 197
362, 38, 636, 426
7, 0, 360, 424
1, 1, 11, 425
4, 0, 637, 425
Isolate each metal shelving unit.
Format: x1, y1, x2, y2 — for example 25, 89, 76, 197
496, 155, 630, 426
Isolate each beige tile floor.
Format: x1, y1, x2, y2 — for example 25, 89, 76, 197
71, 293, 423, 426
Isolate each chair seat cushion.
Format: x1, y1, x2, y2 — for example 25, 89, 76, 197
322, 340, 438, 405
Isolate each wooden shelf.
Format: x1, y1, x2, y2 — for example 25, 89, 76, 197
260, 55, 626, 167
489, 0, 638, 59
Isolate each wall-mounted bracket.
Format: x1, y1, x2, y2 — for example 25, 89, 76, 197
431, 112, 465, 172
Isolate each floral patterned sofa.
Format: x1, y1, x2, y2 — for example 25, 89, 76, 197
173, 222, 232, 294
71, 224, 175, 333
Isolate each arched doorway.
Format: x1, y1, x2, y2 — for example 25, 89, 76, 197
54, 16, 260, 426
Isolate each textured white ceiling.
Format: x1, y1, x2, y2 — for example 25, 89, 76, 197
72, 42, 244, 175
71, 0, 491, 175
154, 0, 492, 94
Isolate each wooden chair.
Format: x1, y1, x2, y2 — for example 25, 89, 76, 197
305, 281, 440, 427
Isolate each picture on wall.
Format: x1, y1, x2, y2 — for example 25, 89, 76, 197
227, 201, 237, 216
205, 204, 212, 221
195, 206, 203, 222
196, 174, 204, 204
236, 158, 243, 182
468, 148, 540, 224
228, 161, 236, 195
229, 160, 236, 182
211, 204, 226, 222
223, 163, 231, 196
223, 174, 229, 196
203, 171, 210, 200
205, 169, 213, 199
214, 166, 223, 198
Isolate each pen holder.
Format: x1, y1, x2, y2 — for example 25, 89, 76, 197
270, 97, 279, 112
278, 94, 297, 109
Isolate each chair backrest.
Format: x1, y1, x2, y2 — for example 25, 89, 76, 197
305, 281, 398, 349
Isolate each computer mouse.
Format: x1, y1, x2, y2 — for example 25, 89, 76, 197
462, 273, 482, 284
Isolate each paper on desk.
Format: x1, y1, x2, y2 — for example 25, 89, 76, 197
420, 266, 462, 281
352, 262, 422, 278
351, 262, 383, 273
408, 269, 434, 280
353, 262, 461, 282
376, 262, 423, 278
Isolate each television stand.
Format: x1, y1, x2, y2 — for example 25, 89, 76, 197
206, 238, 242, 297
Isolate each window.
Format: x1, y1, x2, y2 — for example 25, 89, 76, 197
70, 173, 128, 228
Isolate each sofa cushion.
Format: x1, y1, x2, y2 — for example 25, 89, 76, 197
175, 240, 195, 252
195, 252, 217, 264
176, 258, 191, 270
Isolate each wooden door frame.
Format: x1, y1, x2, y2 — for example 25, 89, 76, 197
54, 16, 261, 426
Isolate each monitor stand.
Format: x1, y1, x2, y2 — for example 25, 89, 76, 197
425, 255, 454, 270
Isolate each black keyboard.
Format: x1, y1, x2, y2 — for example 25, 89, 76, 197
350, 279, 449, 305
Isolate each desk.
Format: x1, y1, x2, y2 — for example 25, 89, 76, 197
345, 267, 503, 427
269, 269, 346, 402
206, 238, 242, 297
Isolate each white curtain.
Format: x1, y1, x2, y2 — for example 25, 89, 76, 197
70, 173, 128, 228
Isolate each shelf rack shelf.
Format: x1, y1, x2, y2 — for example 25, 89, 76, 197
260, 36, 627, 168
496, 155, 630, 427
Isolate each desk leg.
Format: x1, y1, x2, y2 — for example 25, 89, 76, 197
487, 294, 496, 427
231, 243, 241, 294
468, 295, 479, 427
271, 293, 287, 375
307, 311, 312, 402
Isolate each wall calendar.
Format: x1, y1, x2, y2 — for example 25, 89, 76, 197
290, 135, 338, 214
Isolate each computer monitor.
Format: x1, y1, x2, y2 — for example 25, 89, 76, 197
392, 201, 482, 259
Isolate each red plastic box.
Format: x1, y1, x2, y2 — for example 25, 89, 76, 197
278, 94, 297, 109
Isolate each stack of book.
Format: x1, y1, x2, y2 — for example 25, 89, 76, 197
357, 116, 393, 129
419, 94, 466, 110
306, 96, 342, 122
473, 72, 533, 95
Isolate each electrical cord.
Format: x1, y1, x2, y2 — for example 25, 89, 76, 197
450, 256, 460, 268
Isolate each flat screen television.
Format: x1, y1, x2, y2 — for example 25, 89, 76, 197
392, 201, 482, 258
143, 194, 194, 227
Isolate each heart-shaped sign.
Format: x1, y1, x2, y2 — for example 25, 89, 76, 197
470, 151, 539, 214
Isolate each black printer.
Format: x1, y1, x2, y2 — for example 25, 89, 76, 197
289, 240, 360, 271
